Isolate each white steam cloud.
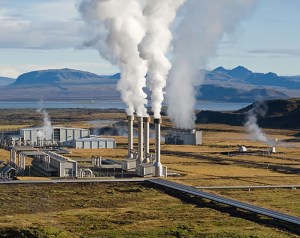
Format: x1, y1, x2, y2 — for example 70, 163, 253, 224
245, 102, 299, 148
167, 0, 257, 129
138, 0, 186, 119
245, 102, 269, 143
79, 0, 148, 117
36, 108, 53, 141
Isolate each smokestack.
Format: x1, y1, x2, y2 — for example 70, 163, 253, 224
154, 118, 162, 176
143, 116, 150, 163
127, 115, 134, 158
137, 116, 144, 164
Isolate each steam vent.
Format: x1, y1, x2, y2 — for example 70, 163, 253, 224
122, 115, 167, 177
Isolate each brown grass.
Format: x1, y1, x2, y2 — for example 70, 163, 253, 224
0, 124, 30, 132
0, 183, 296, 238
0, 149, 10, 162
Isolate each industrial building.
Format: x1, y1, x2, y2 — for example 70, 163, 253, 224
122, 116, 167, 177
165, 129, 202, 145
43, 151, 77, 177
10, 147, 78, 177
6, 127, 116, 149
20, 127, 90, 147
9, 147, 78, 177
73, 136, 116, 149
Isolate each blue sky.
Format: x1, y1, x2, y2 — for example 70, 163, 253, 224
0, 0, 299, 78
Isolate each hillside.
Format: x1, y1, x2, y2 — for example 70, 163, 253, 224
13, 68, 117, 86
196, 98, 300, 129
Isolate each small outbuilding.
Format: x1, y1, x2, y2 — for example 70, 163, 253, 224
73, 137, 116, 149
165, 129, 202, 145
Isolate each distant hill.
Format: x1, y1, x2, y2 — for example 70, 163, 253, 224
0, 77, 15, 86
0, 67, 299, 101
13, 68, 118, 86
196, 98, 300, 129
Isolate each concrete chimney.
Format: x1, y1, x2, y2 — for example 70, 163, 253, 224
143, 116, 150, 163
127, 115, 134, 158
154, 118, 162, 176
137, 116, 144, 164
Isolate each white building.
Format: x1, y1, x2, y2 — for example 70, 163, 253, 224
43, 151, 77, 177
20, 127, 90, 147
10, 147, 77, 177
73, 137, 116, 149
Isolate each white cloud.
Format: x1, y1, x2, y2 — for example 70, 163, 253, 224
0, 0, 84, 49
0, 0, 79, 21
249, 49, 300, 58
25, 0, 80, 21
0, 19, 84, 49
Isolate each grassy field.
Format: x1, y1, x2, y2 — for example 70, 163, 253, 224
0, 182, 298, 238
0, 109, 300, 237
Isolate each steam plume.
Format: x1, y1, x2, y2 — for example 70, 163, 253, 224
245, 101, 268, 143
36, 108, 53, 141
245, 102, 283, 148
167, 0, 257, 129
79, 0, 148, 116
138, 0, 186, 119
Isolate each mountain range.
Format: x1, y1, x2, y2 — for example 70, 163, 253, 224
205, 66, 300, 89
0, 66, 299, 101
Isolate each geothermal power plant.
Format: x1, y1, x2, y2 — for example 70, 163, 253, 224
122, 115, 167, 177
1, 113, 167, 178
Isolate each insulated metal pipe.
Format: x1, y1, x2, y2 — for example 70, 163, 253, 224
127, 115, 134, 158
137, 116, 144, 164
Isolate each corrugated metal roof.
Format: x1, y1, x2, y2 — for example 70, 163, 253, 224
21, 151, 47, 156
12, 146, 38, 151
44, 151, 76, 163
